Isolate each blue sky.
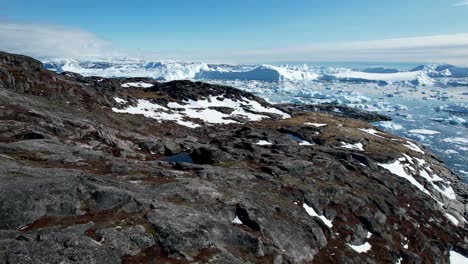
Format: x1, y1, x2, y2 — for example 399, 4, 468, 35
1, 0, 468, 64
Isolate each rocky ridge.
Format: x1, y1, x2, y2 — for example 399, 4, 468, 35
0, 51, 467, 263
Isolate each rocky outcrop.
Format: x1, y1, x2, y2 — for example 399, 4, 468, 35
0, 51, 467, 264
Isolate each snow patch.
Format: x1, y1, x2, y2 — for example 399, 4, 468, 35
232, 216, 243, 225
304, 122, 327, 127
403, 141, 424, 154
450, 251, 468, 264
113, 95, 290, 128
255, 140, 273, 146
347, 242, 372, 253
112, 99, 200, 128
299, 141, 314, 146
359, 128, 385, 139
121, 82, 154, 88
341, 142, 364, 151
114, 97, 127, 104
378, 159, 431, 196
302, 203, 333, 228
445, 213, 459, 226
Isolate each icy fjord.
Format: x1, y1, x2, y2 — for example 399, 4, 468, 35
45, 59, 468, 182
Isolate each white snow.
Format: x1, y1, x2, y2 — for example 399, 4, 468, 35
450, 251, 468, 264
438, 185, 457, 200
299, 140, 314, 146
304, 122, 327, 127
379, 155, 458, 204
167, 96, 290, 124
112, 99, 200, 128
302, 203, 333, 228
114, 97, 127, 104
359, 128, 385, 139
378, 159, 431, 196
113, 95, 290, 128
255, 140, 273, 146
341, 142, 364, 151
121, 82, 154, 88
366, 232, 372, 239
419, 169, 457, 200
232, 216, 243, 224
347, 242, 372, 253
409, 129, 440, 135
404, 141, 424, 154
445, 213, 459, 226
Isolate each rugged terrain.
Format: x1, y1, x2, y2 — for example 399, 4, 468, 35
0, 51, 467, 264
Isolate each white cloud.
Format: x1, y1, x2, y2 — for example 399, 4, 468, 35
0, 21, 122, 59
454, 1, 468, 6
179, 33, 468, 65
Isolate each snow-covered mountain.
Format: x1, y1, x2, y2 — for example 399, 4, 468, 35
43, 59, 468, 86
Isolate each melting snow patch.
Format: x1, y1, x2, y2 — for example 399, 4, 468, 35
419, 170, 457, 200
404, 141, 424, 154
445, 213, 459, 226
385, 154, 457, 202
305, 122, 327, 127
341, 142, 364, 151
302, 203, 333, 228
299, 140, 314, 146
450, 251, 468, 264
378, 159, 431, 196
232, 216, 243, 225
114, 97, 127, 104
121, 82, 154, 88
347, 242, 372, 253
167, 96, 290, 124
112, 99, 200, 128
255, 140, 273, 146
113, 95, 290, 127
409, 129, 440, 135
359, 128, 385, 139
